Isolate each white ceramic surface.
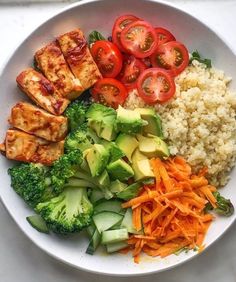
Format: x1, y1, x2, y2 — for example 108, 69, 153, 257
0, 0, 236, 276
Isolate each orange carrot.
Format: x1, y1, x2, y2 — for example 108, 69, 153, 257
122, 156, 215, 263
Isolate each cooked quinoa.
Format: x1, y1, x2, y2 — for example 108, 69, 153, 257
124, 60, 236, 187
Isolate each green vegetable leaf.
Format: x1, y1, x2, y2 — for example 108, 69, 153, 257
189, 50, 212, 68
88, 30, 105, 45
205, 191, 234, 217
213, 191, 234, 217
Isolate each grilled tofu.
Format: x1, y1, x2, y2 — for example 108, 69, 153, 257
16, 68, 70, 115
57, 29, 102, 90
4, 129, 64, 165
9, 102, 68, 142
35, 41, 84, 100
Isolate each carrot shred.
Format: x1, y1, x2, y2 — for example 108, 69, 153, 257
122, 156, 216, 263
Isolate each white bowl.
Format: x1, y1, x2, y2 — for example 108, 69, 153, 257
0, 0, 236, 276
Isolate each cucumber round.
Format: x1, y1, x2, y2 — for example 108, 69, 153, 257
94, 199, 123, 214
101, 228, 128, 244
92, 211, 123, 233
26, 215, 49, 234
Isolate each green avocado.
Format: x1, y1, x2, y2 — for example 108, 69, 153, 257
134, 108, 163, 138
97, 170, 110, 188
137, 134, 169, 158
86, 103, 117, 141
86, 144, 110, 177
131, 148, 154, 181
100, 140, 125, 163
107, 159, 134, 181
117, 182, 142, 200
110, 180, 128, 194
116, 106, 147, 134
115, 133, 139, 162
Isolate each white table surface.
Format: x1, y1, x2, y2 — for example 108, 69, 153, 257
1, 1, 236, 281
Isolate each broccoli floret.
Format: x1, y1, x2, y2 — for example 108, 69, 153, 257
205, 191, 234, 217
50, 149, 83, 193
36, 186, 93, 234
65, 123, 99, 152
8, 163, 54, 208
64, 100, 89, 131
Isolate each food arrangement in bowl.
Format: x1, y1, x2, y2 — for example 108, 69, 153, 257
1, 12, 236, 266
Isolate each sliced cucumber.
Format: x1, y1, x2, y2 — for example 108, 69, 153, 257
93, 211, 123, 233
90, 189, 104, 204
101, 228, 128, 244
64, 177, 96, 188
86, 229, 101, 255
87, 223, 96, 238
26, 215, 49, 234
121, 208, 143, 234
94, 199, 123, 214
106, 241, 128, 253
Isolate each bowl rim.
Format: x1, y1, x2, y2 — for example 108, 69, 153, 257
0, 0, 236, 276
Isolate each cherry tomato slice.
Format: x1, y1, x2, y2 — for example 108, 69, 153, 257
150, 41, 189, 76
112, 14, 139, 52
90, 40, 123, 78
155, 27, 176, 45
117, 55, 147, 90
120, 20, 158, 58
137, 68, 176, 104
91, 78, 128, 109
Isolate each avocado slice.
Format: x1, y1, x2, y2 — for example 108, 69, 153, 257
86, 144, 110, 177
86, 103, 117, 141
107, 159, 134, 181
116, 106, 147, 134
116, 133, 139, 162
131, 149, 154, 181
101, 140, 125, 163
97, 170, 110, 188
117, 182, 142, 200
137, 134, 169, 158
134, 108, 163, 138
110, 180, 128, 194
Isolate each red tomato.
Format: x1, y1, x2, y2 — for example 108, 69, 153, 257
91, 78, 128, 108
117, 55, 147, 90
120, 21, 158, 58
137, 68, 176, 104
155, 27, 176, 45
90, 40, 123, 78
150, 41, 189, 76
112, 14, 139, 52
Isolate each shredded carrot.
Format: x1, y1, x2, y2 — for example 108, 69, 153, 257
122, 156, 216, 263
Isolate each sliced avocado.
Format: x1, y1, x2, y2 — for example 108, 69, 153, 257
107, 159, 134, 181
116, 106, 147, 134
86, 144, 110, 177
97, 170, 110, 188
135, 108, 163, 138
131, 149, 154, 181
117, 182, 142, 200
110, 180, 128, 194
86, 103, 117, 141
116, 133, 139, 162
100, 125, 117, 141
101, 140, 125, 163
137, 134, 169, 158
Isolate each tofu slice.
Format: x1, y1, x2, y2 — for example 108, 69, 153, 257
9, 102, 68, 142
35, 41, 84, 100
16, 68, 70, 115
57, 29, 102, 90
4, 129, 64, 165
